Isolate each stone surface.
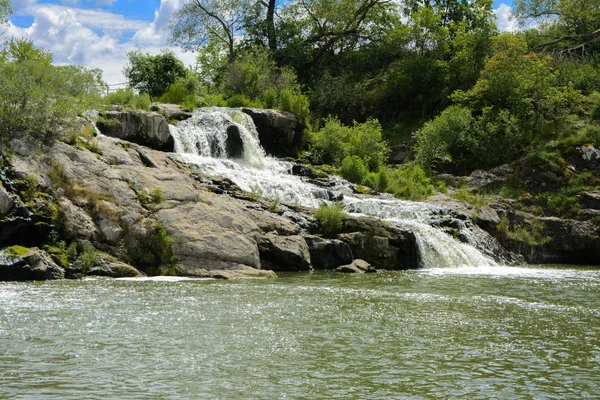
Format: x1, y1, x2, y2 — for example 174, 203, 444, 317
150, 103, 192, 121
338, 215, 420, 270
256, 233, 312, 271
97, 110, 174, 152
304, 235, 353, 270
0, 185, 14, 217
579, 191, 600, 210
0, 247, 64, 281
87, 254, 143, 278
242, 108, 303, 157
336, 259, 376, 273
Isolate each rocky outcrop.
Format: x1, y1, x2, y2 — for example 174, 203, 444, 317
304, 235, 353, 270
0, 247, 64, 281
336, 259, 376, 273
242, 108, 303, 157
3, 132, 327, 279
97, 110, 175, 152
337, 216, 420, 270
256, 233, 312, 271
150, 103, 192, 121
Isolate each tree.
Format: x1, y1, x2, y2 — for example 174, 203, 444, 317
0, 39, 103, 146
0, 0, 10, 38
170, 0, 253, 63
515, 0, 600, 56
123, 50, 188, 97
279, 0, 394, 74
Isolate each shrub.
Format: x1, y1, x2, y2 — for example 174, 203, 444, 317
340, 156, 368, 184
415, 105, 473, 170
315, 202, 347, 238
130, 220, 175, 273
387, 164, 434, 201
310, 117, 390, 170
151, 187, 164, 204
0, 39, 103, 146
363, 166, 389, 193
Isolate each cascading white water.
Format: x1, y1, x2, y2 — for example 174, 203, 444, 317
169, 107, 497, 268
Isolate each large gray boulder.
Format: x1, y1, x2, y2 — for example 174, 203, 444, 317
242, 108, 304, 157
304, 235, 353, 270
336, 259, 376, 274
0, 185, 14, 217
97, 110, 174, 152
0, 247, 64, 281
150, 103, 192, 121
256, 233, 312, 271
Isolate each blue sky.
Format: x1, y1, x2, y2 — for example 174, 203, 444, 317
6, 0, 517, 85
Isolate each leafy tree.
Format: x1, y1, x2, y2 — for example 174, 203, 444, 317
310, 118, 390, 170
0, 0, 10, 35
0, 39, 103, 146
515, 0, 600, 55
170, 0, 253, 63
123, 50, 188, 98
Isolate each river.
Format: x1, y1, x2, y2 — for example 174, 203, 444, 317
1, 266, 599, 399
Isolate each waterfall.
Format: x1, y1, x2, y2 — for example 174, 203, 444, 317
169, 107, 497, 269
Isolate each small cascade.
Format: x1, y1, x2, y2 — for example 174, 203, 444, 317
169, 108, 499, 269
170, 107, 266, 168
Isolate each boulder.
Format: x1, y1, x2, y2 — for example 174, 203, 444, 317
241, 108, 303, 157
339, 216, 420, 270
97, 110, 174, 152
256, 233, 312, 271
579, 191, 600, 210
87, 254, 142, 278
0, 185, 14, 217
0, 247, 64, 281
304, 235, 353, 270
150, 103, 192, 121
336, 259, 376, 273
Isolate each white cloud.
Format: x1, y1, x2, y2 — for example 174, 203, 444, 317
7, 0, 191, 85
494, 3, 518, 32
132, 0, 183, 45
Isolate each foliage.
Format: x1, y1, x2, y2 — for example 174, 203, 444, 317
363, 166, 389, 193
159, 74, 202, 109
340, 156, 368, 184
451, 188, 490, 211
310, 118, 390, 171
315, 202, 348, 238
103, 88, 151, 110
123, 50, 188, 98
387, 164, 434, 201
151, 187, 164, 204
497, 217, 551, 246
0, 39, 103, 146
130, 220, 175, 273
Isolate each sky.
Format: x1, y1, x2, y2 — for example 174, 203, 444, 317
5, 0, 518, 86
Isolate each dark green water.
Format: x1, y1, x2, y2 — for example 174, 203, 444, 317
1, 265, 599, 399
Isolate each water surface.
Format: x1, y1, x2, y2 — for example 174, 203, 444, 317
1, 265, 599, 399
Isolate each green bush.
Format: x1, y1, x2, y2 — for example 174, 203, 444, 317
315, 202, 348, 238
387, 164, 434, 201
363, 166, 389, 193
340, 155, 368, 184
310, 117, 390, 171
103, 88, 151, 110
0, 39, 102, 146
130, 220, 175, 273
415, 105, 473, 170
